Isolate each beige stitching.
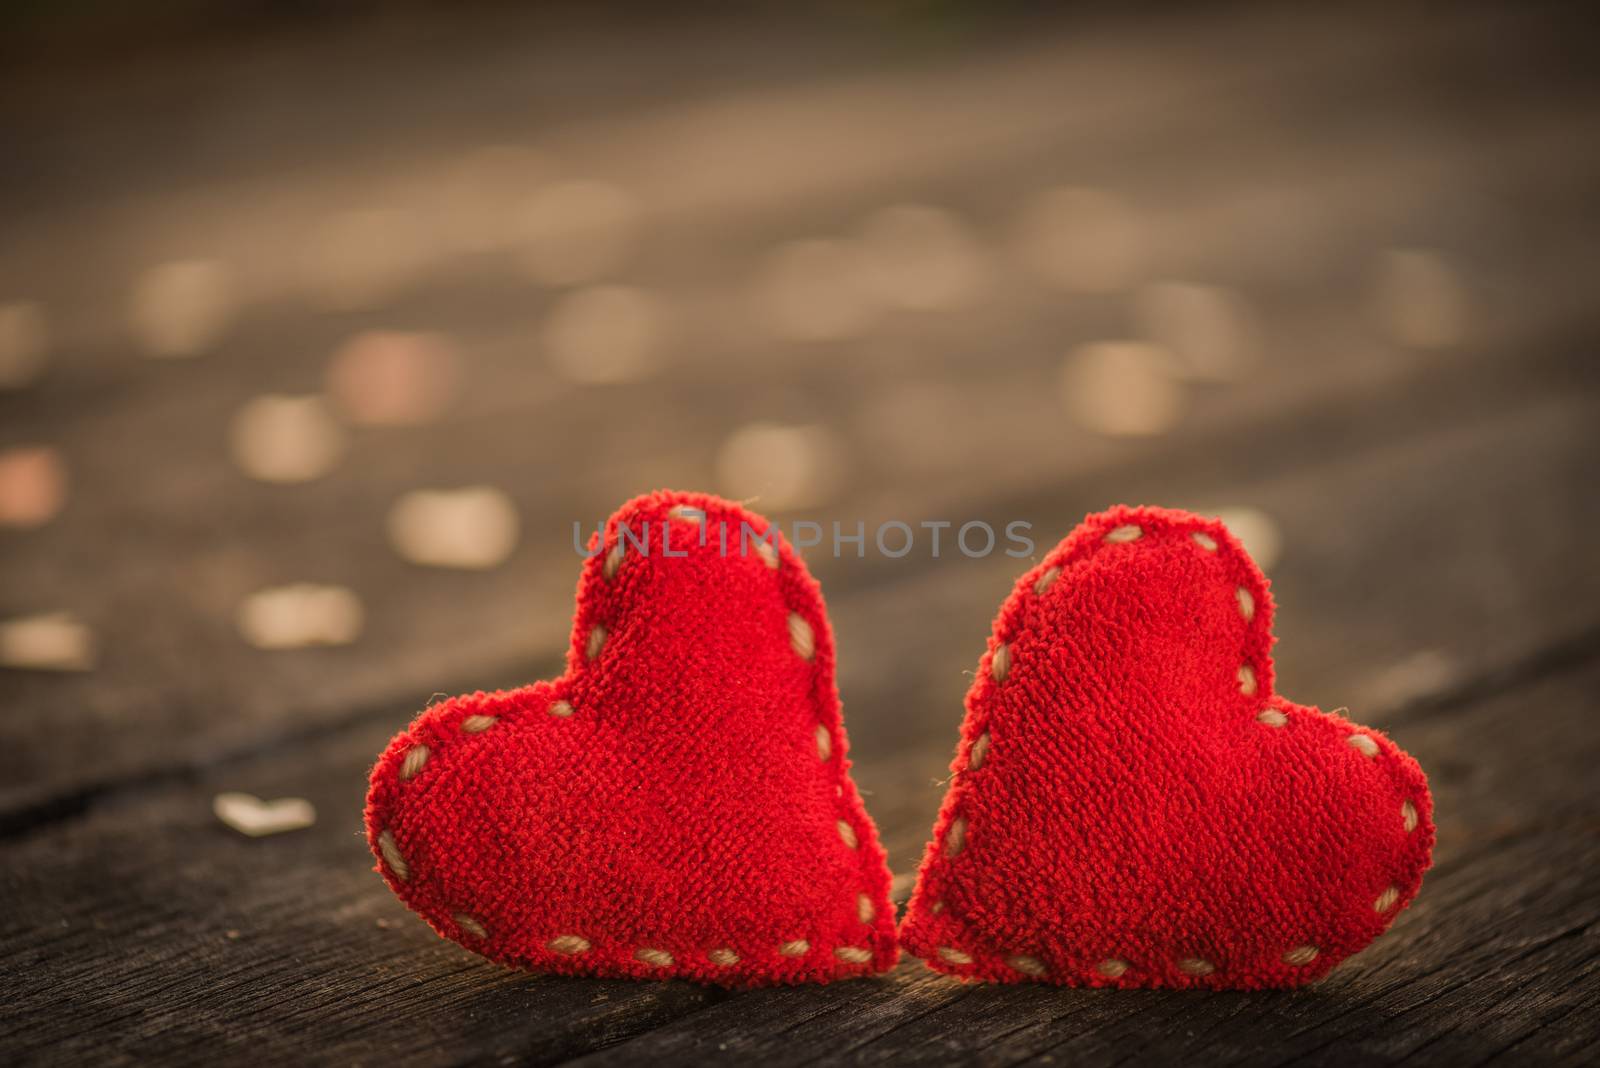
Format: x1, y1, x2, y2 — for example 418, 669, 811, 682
1401, 800, 1419, 832
945, 817, 968, 858
636, 947, 674, 967
1192, 531, 1218, 551
461, 714, 496, 733
1105, 524, 1142, 543
1348, 733, 1379, 757
835, 946, 873, 964
1007, 954, 1046, 976
938, 946, 973, 965
453, 914, 487, 939
1237, 586, 1255, 621
1256, 709, 1287, 727
400, 745, 429, 780
816, 724, 832, 761
549, 700, 574, 718
1375, 886, 1400, 912
708, 948, 739, 966
1034, 566, 1062, 595
1096, 958, 1129, 978
1238, 664, 1257, 695
668, 505, 703, 524
837, 820, 858, 849
1283, 945, 1319, 966
586, 624, 607, 661
991, 643, 1011, 683
603, 542, 624, 580
969, 731, 991, 770
756, 540, 780, 570
789, 613, 815, 660
779, 940, 810, 957
857, 893, 875, 924
549, 935, 590, 955
1178, 958, 1215, 976
378, 830, 409, 881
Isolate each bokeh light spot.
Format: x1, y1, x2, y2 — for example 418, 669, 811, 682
1135, 282, 1259, 381
237, 584, 364, 649
0, 612, 95, 672
1059, 341, 1183, 437
129, 260, 234, 358
542, 285, 664, 385
229, 394, 345, 483
715, 423, 844, 509
0, 446, 67, 528
387, 486, 520, 569
326, 330, 460, 426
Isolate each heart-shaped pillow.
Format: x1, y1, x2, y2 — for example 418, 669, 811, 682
899, 505, 1434, 988
366, 491, 897, 986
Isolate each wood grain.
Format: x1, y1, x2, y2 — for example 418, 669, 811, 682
2, 3, 1597, 1064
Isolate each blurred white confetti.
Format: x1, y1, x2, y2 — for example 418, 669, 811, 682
1015, 187, 1144, 293
129, 260, 234, 358
757, 239, 876, 342
388, 486, 520, 569
0, 445, 67, 528
517, 180, 640, 286
237, 583, 364, 649
326, 330, 460, 426
307, 209, 428, 311
715, 422, 844, 510
1214, 506, 1283, 572
213, 792, 317, 837
1375, 249, 1466, 349
1059, 341, 1183, 437
0, 612, 95, 672
858, 204, 984, 310
0, 301, 48, 388
1135, 282, 1259, 381
230, 394, 345, 483
542, 285, 664, 385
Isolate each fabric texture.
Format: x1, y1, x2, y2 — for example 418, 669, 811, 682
366, 490, 897, 986
899, 505, 1434, 989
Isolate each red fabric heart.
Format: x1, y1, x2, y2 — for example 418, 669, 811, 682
366, 491, 897, 986
899, 505, 1434, 989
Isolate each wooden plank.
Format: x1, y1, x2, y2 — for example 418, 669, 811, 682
3, 634, 1591, 1066
4, 333, 1595, 827
568, 659, 1600, 1067
6, 4, 1598, 812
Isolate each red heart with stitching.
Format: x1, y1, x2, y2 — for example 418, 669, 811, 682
366, 491, 897, 986
899, 505, 1434, 989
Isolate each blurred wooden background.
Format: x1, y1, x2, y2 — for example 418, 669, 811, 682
2, 3, 1597, 1064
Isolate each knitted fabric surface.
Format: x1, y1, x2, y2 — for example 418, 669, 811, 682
899, 505, 1434, 989
366, 490, 897, 986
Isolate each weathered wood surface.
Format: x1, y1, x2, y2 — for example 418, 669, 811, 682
2, 3, 1598, 1064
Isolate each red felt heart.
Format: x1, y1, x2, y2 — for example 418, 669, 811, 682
899, 506, 1434, 989
366, 491, 897, 986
